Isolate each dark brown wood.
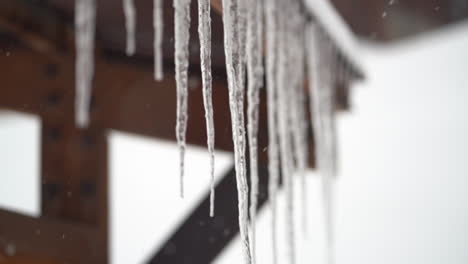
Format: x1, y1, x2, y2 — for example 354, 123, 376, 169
0, 209, 106, 264
211, 0, 223, 13
0, 2, 108, 263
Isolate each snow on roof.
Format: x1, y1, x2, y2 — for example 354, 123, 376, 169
304, 0, 364, 78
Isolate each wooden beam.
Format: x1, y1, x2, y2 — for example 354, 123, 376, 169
0, 210, 106, 263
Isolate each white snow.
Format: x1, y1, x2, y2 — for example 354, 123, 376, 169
303, 0, 363, 73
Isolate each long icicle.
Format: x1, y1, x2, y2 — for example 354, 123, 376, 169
221, 0, 252, 262
306, 24, 337, 264
246, 0, 263, 262
75, 0, 96, 128
197, 0, 216, 216
277, 2, 296, 262
236, 0, 251, 261
123, 0, 136, 56
153, 0, 164, 80
174, 0, 191, 198
265, 0, 280, 262
323, 43, 338, 264
236, 0, 248, 143
288, 7, 309, 235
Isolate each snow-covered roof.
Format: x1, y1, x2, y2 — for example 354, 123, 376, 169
304, 0, 364, 79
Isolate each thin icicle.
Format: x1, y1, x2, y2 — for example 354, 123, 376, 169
246, 0, 263, 262
287, 8, 309, 234
75, 0, 96, 128
322, 173, 336, 264
277, 2, 296, 262
153, 0, 164, 80
265, 0, 279, 262
236, 0, 248, 134
123, 0, 136, 56
221, 0, 252, 262
306, 24, 337, 264
174, 0, 191, 198
237, 0, 248, 82
255, 0, 264, 88
323, 45, 338, 264
197, 0, 215, 216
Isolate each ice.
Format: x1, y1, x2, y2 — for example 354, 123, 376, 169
197, 0, 216, 216
276, 2, 296, 262
246, 0, 264, 261
265, 0, 280, 262
70, 0, 359, 261
75, 0, 96, 128
306, 23, 337, 264
237, 0, 248, 88
123, 0, 136, 56
174, 0, 191, 198
221, 0, 252, 262
288, 11, 309, 234
153, 0, 164, 80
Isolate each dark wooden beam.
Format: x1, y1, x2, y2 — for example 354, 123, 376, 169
147, 163, 271, 264
0, 209, 106, 263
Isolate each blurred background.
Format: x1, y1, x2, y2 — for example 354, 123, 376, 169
0, 0, 468, 263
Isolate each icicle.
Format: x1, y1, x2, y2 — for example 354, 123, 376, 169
323, 45, 338, 264
246, 0, 264, 261
264, 0, 280, 262
287, 8, 309, 235
255, 0, 264, 88
277, 1, 296, 262
306, 23, 337, 264
221, 0, 252, 262
197, 0, 215, 216
75, 0, 96, 128
153, 0, 164, 80
174, 0, 191, 198
236, 0, 248, 134
123, 0, 136, 56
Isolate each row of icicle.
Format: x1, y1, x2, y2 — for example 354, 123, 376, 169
74, 0, 349, 263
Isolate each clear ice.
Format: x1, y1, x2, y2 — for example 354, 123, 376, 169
197, 0, 216, 216
265, 0, 280, 262
174, 0, 191, 198
123, 0, 136, 56
154, 0, 164, 80
246, 0, 264, 262
75, 0, 96, 128
306, 23, 338, 264
222, 0, 252, 262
